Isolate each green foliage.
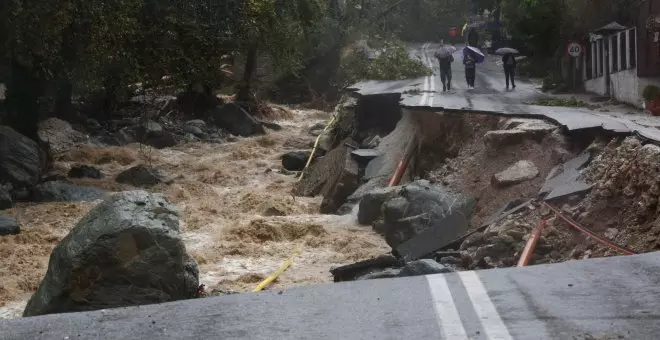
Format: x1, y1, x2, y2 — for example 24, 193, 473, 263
642, 85, 660, 101
339, 39, 432, 85
531, 96, 596, 109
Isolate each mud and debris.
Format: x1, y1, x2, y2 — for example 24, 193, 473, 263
0, 103, 389, 319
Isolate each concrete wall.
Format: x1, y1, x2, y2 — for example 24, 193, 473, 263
611, 68, 642, 107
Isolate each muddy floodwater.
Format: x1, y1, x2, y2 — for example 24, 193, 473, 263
0, 108, 389, 319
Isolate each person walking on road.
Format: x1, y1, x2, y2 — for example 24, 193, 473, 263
435, 51, 454, 92
463, 52, 476, 89
503, 53, 517, 90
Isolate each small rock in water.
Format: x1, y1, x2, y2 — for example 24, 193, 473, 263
68, 165, 103, 179
282, 151, 311, 172
32, 181, 106, 202
116, 165, 169, 188
0, 216, 20, 236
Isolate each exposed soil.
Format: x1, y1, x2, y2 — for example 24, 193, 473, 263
0, 107, 389, 318
419, 113, 572, 228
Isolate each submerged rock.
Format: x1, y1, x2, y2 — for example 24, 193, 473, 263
68, 165, 103, 179
115, 165, 169, 188
282, 151, 311, 171
32, 181, 106, 202
0, 216, 20, 236
23, 191, 199, 317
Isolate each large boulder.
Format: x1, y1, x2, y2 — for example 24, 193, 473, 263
379, 180, 474, 253
357, 186, 400, 225
0, 216, 20, 236
212, 103, 265, 137
23, 191, 199, 317
32, 181, 106, 202
115, 165, 168, 188
37, 118, 88, 154
0, 126, 45, 187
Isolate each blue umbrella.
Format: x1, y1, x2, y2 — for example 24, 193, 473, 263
463, 46, 485, 64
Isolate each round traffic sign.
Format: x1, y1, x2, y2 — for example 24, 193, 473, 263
567, 42, 583, 57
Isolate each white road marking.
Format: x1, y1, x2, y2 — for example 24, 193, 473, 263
419, 43, 430, 106
426, 275, 469, 339
459, 271, 513, 340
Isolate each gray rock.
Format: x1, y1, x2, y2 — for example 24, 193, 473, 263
0, 184, 12, 210
460, 232, 486, 250
383, 180, 474, 249
183, 125, 204, 137
484, 129, 539, 150
438, 256, 463, 267
320, 148, 360, 214
399, 259, 454, 277
604, 228, 618, 240
0, 126, 45, 187
32, 181, 106, 202
113, 126, 138, 145
185, 119, 206, 127
68, 165, 103, 179
357, 186, 400, 225
492, 160, 539, 187
142, 130, 178, 149
212, 103, 264, 137
282, 151, 311, 171
37, 118, 88, 154
382, 197, 409, 222
141, 120, 163, 133
0, 216, 20, 236
116, 165, 168, 188
357, 268, 402, 280
23, 191, 199, 317
336, 203, 356, 216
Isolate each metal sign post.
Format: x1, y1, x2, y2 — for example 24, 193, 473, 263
567, 42, 583, 90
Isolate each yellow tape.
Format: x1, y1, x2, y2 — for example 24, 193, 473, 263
252, 248, 301, 292
297, 114, 338, 181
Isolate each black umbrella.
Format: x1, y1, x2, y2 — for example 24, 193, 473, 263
495, 47, 519, 55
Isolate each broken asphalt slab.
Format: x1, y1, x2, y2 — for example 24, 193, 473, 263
348, 79, 660, 143
540, 152, 593, 201
5, 252, 660, 339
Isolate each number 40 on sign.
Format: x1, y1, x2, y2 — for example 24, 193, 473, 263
567, 42, 583, 58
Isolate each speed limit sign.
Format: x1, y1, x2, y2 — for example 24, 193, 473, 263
567, 42, 583, 57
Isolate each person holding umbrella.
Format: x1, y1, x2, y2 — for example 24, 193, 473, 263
434, 42, 456, 92
463, 46, 483, 89
496, 47, 520, 90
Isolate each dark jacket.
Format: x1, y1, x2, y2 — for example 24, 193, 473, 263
438, 55, 454, 70
502, 54, 517, 68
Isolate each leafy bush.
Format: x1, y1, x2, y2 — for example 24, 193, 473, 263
643, 85, 660, 101
339, 38, 431, 86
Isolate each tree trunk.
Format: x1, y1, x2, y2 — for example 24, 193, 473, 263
5, 59, 44, 140
54, 80, 73, 119
236, 46, 258, 103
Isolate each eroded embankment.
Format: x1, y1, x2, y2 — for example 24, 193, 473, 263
310, 93, 660, 278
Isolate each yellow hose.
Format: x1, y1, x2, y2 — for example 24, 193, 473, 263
297, 114, 338, 181
252, 248, 301, 292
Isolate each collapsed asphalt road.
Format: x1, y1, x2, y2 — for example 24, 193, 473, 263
351, 42, 660, 142
3, 252, 660, 340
